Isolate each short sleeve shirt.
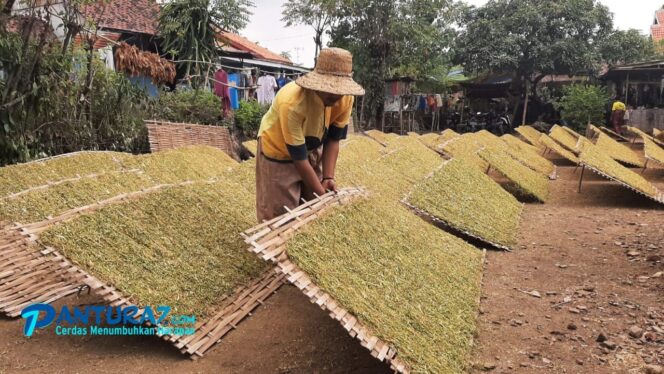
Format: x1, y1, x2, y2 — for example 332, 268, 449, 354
257, 82, 354, 161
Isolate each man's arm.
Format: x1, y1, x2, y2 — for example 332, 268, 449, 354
293, 160, 326, 196
321, 139, 340, 192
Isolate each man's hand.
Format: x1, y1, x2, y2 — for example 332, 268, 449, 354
322, 178, 338, 193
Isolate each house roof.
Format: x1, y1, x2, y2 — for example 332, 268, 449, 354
80, 0, 159, 36
652, 9, 664, 42
217, 31, 292, 65
655, 9, 664, 25
73, 32, 122, 50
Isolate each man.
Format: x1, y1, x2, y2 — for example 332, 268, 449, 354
255, 48, 365, 222
611, 98, 626, 135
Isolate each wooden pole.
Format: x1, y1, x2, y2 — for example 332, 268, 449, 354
521, 80, 530, 126
577, 165, 586, 193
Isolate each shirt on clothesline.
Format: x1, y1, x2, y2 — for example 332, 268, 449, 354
257, 75, 278, 105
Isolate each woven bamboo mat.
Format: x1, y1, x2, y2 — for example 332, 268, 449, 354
145, 120, 237, 160
0, 179, 288, 357
243, 188, 415, 373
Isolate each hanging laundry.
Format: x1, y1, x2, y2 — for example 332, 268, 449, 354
213, 69, 231, 115
257, 74, 278, 105
435, 94, 444, 108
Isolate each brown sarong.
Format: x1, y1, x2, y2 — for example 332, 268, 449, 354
255, 138, 322, 222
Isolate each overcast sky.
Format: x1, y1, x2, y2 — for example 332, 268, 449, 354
242, 0, 662, 68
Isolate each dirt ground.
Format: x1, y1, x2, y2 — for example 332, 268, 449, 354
1, 150, 663, 374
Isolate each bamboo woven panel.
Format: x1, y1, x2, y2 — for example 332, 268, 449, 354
0, 225, 83, 317
0, 180, 200, 317
243, 188, 483, 373
242, 189, 414, 373
146, 120, 236, 158
579, 163, 664, 205
1, 210, 286, 358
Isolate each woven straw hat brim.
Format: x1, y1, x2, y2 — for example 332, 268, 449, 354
296, 71, 365, 96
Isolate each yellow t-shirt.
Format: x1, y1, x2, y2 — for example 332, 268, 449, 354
257, 82, 354, 161
612, 101, 626, 112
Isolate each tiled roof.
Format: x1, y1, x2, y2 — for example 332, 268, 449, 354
652, 24, 664, 42
80, 0, 159, 35
73, 32, 122, 50
218, 31, 293, 65
656, 9, 664, 25
5, 15, 56, 40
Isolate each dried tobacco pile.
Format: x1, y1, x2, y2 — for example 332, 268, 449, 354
441, 129, 461, 142
441, 135, 489, 170
364, 129, 391, 145
579, 144, 659, 197
0, 152, 132, 198
643, 137, 664, 165
0, 146, 238, 224
515, 126, 545, 148
473, 131, 554, 176
479, 148, 550, 202
418, 133, 443, 150
243, 140, 258, 155
561, 126, 583, 139
502, 134, 540, 154
285, 197, 483, 373
626, 126, 664, 148
654, 128, 664, 142
594, 133, 644, 167
337, 135, 440, 200
40, 179, 265, 318
408, 158, 522, 248
539, 134, 580, 164
549, 125, 579, 151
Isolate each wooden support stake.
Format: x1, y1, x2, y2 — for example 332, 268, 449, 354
577, 165, 586, 193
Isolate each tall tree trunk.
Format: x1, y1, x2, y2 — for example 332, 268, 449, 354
521, 80, 530, 126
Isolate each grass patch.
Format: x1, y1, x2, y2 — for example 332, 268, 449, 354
0, 147, 238, 224
515, 126, 545, 149
285, 196, 483, 373
549, 125, 579, 151
0, 152, 133, 198
579, 143, 658, 197
39, 178, 265, 318
595, 133, 644, 167
539, 134, 580, 164
479, 148, 550, 202
408, 158, 522, 248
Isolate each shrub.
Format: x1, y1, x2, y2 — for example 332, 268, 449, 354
152, 89, 224, 126
558, 84, 610, 133
234, 100, 268, 138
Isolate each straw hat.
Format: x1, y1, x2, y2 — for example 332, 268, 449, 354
296, 48, 365, 96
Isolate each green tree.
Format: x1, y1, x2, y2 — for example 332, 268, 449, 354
558, 84, 609, 132
281, 0, 339, 64
328, 0, 458, 127
454, 0, 613, 125
600, 29, 655, 65
159, 0, 253, 87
